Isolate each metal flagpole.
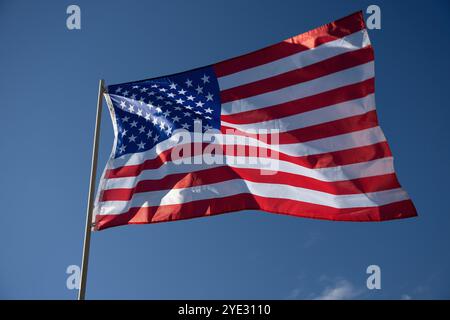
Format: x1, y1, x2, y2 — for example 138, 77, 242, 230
78, 79, 105, 300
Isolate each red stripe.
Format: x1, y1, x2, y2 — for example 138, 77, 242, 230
213, 11, 366, 78
220, 46, 374, 103
94, 196, 417, 230
221, 78, 374, 125
301, 141, 391, 169
221, 110, 379, 144
101, 166, 400, 202
106, 141, 391, 179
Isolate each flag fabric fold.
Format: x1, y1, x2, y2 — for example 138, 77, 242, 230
93, 11, 417, 231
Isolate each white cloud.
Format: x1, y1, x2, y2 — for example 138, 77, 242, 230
302, 231, 321, 249
286, 288, 301, 299
286, 275, 364, 300
314, 279, 361, 300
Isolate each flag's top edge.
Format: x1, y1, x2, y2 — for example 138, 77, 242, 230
105, 10, 365, 89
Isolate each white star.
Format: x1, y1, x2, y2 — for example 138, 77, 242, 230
176, 98, 185, 104
139, 97, 145, 105
153, 135, 159, 142
167, 92, 175, 98
120, 101, 126, 108
115, 87, 122, 93
166, 126, 172, 135
155, 106, 162, 113
121, 128, 127, 137
159, 88, 167, 92
146, 130, 152, 138
122, 116, 129, 122
185, 79, 193, 87
145, 113, 152, 121
194, 110, 202, 115
136, 109, 143, 117
183, 112, 192, 117
146, 103, 154, 109
132, 85, 139, 89
206, 93, 214, 101
151, 84, 158, 88
148, 91, 155, 96
185, 105, 193, 110
195, 85, 203, 94
186, 95, 195, 101
165, 101, 173, 105
139, 125, 146, 133
140, 87, 148, 93
130, 121, 138, 128
204, 107, 213, 113
178, 88, 187, 95
169, 83, 177, 90
181, 123, 191, 129
129, 134, 137, 142
128, 104, 134, 112
203, 124, 212, 131
152, 118, 158, 125
205, 116, 212, 120
172, 115, 181, 122
195, 101, 205, 108
201, 74, 210, 83
159, 121, 165, 130
119, 145, 126, 153
174, 106, 182, 111
130, 93, 137, 100
123, 90, 129, 96
156, 95, 163, 100
162, 110, 171, 117
137, 141, 146, 150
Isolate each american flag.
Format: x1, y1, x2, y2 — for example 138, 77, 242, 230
93, 11, 417, 230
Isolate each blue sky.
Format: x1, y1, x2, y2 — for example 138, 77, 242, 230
0, 0, 449, 299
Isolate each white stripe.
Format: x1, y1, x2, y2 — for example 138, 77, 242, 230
96, 180, 409, 216
93, 92, 121, 224
221, 94, 375, 133
218, 29, 370, 90
102, 156, 394, 190
221, 61, 374, 115
107, 127, 386, 169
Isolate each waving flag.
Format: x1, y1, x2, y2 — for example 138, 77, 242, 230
93, 11, 417, 230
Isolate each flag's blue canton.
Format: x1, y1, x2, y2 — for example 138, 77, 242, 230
107, 66, 221, 158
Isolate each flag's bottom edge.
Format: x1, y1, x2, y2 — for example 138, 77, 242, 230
93, 197, 417, 231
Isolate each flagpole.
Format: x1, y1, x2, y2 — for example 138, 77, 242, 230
78, 79, 105, 300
